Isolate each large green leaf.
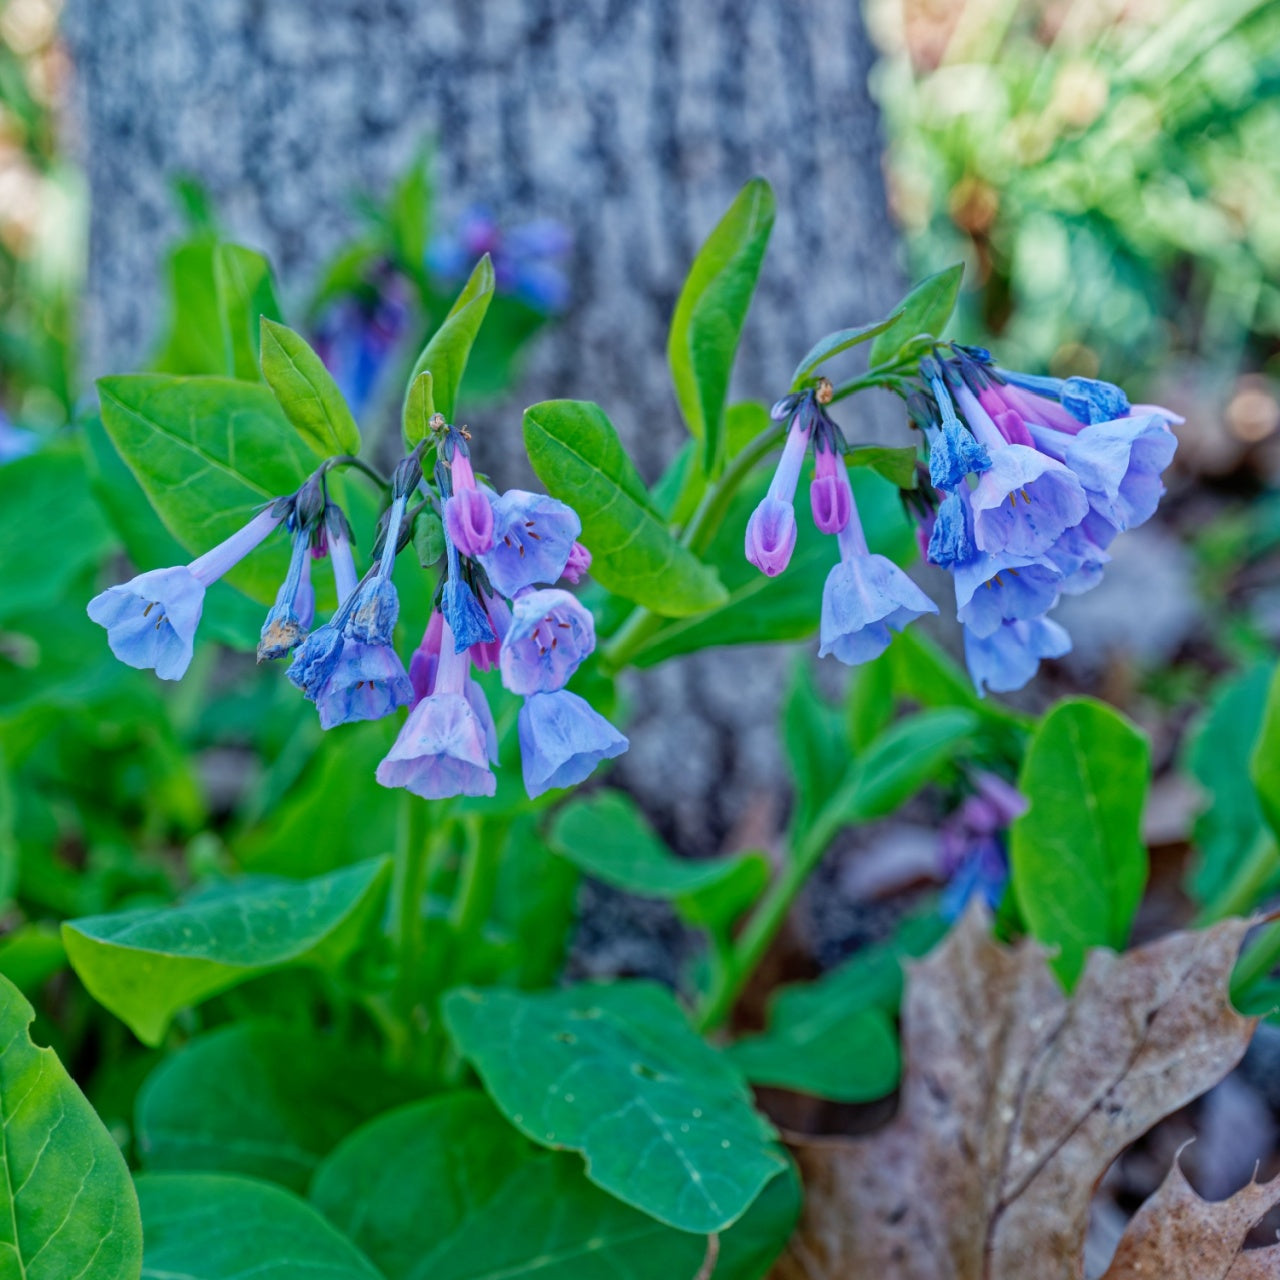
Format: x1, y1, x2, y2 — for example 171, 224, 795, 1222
550, 791, 768, 931
154, 241, 283, 381
443, 981, 787, 1234
669, 178, 775, 475
789, 313, 902, 388
405, 255, 494, 433
523, 399, 727, 616
97, 374, 316, 604
1184, 663, 1272, 904
311, 1093, 800, 1280
725, 914, 944, 1102
0, 973, 142, 1280
1249, 664, 1280, 844
136, 1021, 415, 1192
867, 263, 964, 368
783, 660, 848, 836
63, 859, 391, 1045
632, 467, 914, 665
259, 318, 361, 457
136, 1173, 380, 1279
0, 444, 113, 626
1010, 698, 1150, 987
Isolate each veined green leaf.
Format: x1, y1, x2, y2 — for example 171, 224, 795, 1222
260, 318, 361, 457
790, 313, 903, 388
443, 981, 787, 1234
867, 263, 964, 368
523, 399, 727, 616
669, 178, 775, 476
63, 858, 391, 1045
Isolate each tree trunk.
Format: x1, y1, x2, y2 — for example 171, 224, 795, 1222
65, 0, 902, 850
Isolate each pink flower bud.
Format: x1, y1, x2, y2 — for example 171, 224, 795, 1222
745, 496, 798, 576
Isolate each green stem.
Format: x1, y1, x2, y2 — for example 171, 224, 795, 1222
1232, 920, 1280, 1005
695, 787, 851, 1032
391, 797, 432, 1029
1197, 831, 1279, 926
449, 816, 505, 945
601, 425, 783, 672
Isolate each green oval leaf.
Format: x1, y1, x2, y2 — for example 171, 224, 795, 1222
1010, 698, 1150, 987
63, 858, 391, 1046
401, 369, 436, 447
259, 318, 361, 457
0, 972, 142, 1280
669, 178, 775, 476
136, 1021, 415, 1192
404, 255, 494, 434
443, 981, 787, 1234
136, 1173, 380, 1280
523, 399, 727, 616
97, 373, 317, 605
789, 313, 904, 388
867, 263, 964, 369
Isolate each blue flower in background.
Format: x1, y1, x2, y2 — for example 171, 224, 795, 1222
938, 772, 1027, 919
0, 411, 36, 465
312, 271, 412, 419
517, 690, 628, 799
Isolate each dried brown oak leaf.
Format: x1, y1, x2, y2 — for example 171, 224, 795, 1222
771, 906, 1267, 1280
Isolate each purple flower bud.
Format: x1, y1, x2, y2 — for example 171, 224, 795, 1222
444, 452, 495, 556
517, 690, 628, 799
409, 612, 445, 703
810, 446, 851, 535
744, 496, 798, 576
926, 490, 977, 569
477, 490, 582, 597
470, 594, 509, 673
561, 541, 592, 585
499, 588, 595, 696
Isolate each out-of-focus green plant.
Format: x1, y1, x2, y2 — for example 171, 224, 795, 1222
869, 0, 1280, 382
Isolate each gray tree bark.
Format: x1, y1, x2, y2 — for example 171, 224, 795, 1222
65, 0, 902, 850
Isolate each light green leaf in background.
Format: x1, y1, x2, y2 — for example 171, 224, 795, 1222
311, 1092, 801, 1280
259, 317, 361, 457
789, 312, 903, 388
136, 1021, 415, 1192
783, 660, 848, 836
0, 972, 142, 1280
669, 177, 775, 476
443, 981, 787, 1234
63, 858, 391, 1045
845, 444, 919, 490
405, 254, 494, 428
867, 263, 964, 368
1010, 697, 1150, 987
551, 790, 768, 932
1249, 663, 1280, 844
97, 374, 316, 604
524, 399, 727, 616
136, 1173, 380, 1280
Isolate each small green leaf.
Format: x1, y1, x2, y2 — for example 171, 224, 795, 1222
443, 981, 787, 1234
847, 652, 894, 752
215, 244, 284, 379
412, 507, 445, 567
0, 972, 142, 1280
846, 444, 919, 490
1010, 698, 1150, 987
402, 369, 436, 446
97, 374, 316, 605
312, 1092, 800, 1280
524, 400, 727, 616
790, 313, 903, 388
551, 791, 767, 930
136, 1173, 380, 1279
259, 318, 361, 457
63, 858, 391, 1045
843, 707, 977, 822
867, 263, 964, 368
783, 660, 847, 835
1250, 665, 1280, 844
669, 178, 775, 475
405, 255, 494, 430
136, 1021, 416, 1192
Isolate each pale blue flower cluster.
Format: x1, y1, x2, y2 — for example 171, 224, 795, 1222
87, 424, 621, 801
745, 348, 1179, 694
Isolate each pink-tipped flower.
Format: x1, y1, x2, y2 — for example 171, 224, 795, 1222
443, 449, 495, 556
470, 594, 510, 673
745, 411, 813, 576
561, 541, 592, 584
810, 444, 851, 535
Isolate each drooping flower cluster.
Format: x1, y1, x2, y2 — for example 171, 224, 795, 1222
745, 348, 1179, 694
937, 771, 1027, 919
88, 419, 624, 801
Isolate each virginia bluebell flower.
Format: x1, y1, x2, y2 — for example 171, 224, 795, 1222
443, 439, 495, 557
951, 551, 1062, 638
88, 507, 282, 680
810, 440, 852, 535
376, 615, 497, 799
964, 614, 1071, 696
745, 395, 815, 576
499, 587, 595, 696
257, 524, 317, 662
346, 495, 408, 647
476, 489, 581, 597
819, 462, 938, 665
938, 772, 1027, 919
312, 270, 411, 418
920, 356, 990, 490
561, 541, 592, 585
518, 690, 628, 799
441, 533, 498, 652
926, 489, 977, 569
